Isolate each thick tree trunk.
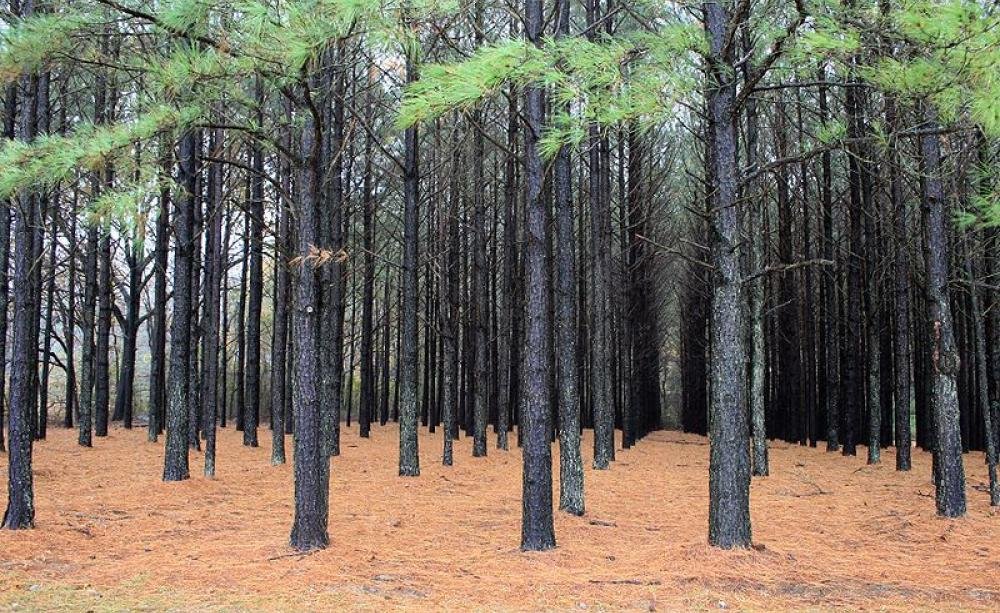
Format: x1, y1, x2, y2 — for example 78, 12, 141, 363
2, 46, 38, 527
920, 109, 965, 518
398, 54, 421, 477
553, 0, 584, 514
704, 0, 751, 549
289, 97, 329, 552
520, 0, 556, 551
162, 131, 197, 482
586, 0, 614, 469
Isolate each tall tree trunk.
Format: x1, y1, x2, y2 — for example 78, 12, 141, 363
497, 84, 518, 451
147, 151, 170, 442
963, 233, 998, 504
587, 0, 614, 469
270, 152, 290, 465
743, 37, 767, 474
94, 230, 112, 437
398, 52, 421, 477
36, 191, 58, 440
0, 81, 14, 452
163, 131, 197, 482
520, 0, 556, 551
289, 89, 329, 552
553, 0, 584, 515
818, 65, 839, 452
63, 187, 77, 430
244, 127, 264, 448
2, 29, 38, 527
114, 238, 142, 430
704, 0, 751, 549
235, 210, 248, 432
202, 127, 224, 477
359, 108, 376, 440
921, 108, 965, 518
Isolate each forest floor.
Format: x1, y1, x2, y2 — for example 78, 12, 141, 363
1, 425, 998, 611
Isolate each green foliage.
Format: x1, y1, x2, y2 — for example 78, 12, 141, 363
0, 11, 89, 84
0, 104, 200, 200
398, 40, 547, 128
400, 23, 701, 154
816, 119, 846, 144
865, 1, 1000, 137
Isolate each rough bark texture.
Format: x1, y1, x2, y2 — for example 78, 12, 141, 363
520, 0, 556, 551
398, 55, 421, 478
289, 104, 330, 552
243, 140, 264, 448
920, 110, 965, 518
163, 131, 196, 482
3, 43, 38, 527
705, 0, 751, 549
552, 0, 584, 516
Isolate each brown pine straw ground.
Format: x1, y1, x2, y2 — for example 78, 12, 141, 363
0, 425, 998, 611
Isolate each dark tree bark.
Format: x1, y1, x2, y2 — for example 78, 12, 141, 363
79, 223, 97, 448
587, 0, 614, 469
553, 0, 584, 515
842, 45, 868, 458
243, 133, 264, 448
94, 230, 112, 437
379, 276, 392, 426
398, 52, 421, 477
63, 188, 77, 430
497, 85, 519, 451
2, 36, 38, 527
219, 202, 231, 430
704, 0, 751, 549
162, 131, 197, 482
318, 64, 346, 458
187, 141, 203, 451
234, 210, 249, 432
742, 39, 767, 474
289, 91, 330, 553
439, 123, 461, 466
963, 233, 998, 504
270, 156, 291, 466
359, 109, 376, 440
0, 81, 14, 452
886, 96, 912, 471
202, 127, 224, 477
36, 188, 58, 440
818, 66, 839, 452
774, 93, 801, 449
920, 109, 965, 518
147, 151, 170, 442
625, 128, 660, 448
520, 0, 556, 551
113, 236, 142, 430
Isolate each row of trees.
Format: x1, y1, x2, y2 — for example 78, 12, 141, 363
1, 0, 999, 551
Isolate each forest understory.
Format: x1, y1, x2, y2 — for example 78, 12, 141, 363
0, 426, 997, 612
